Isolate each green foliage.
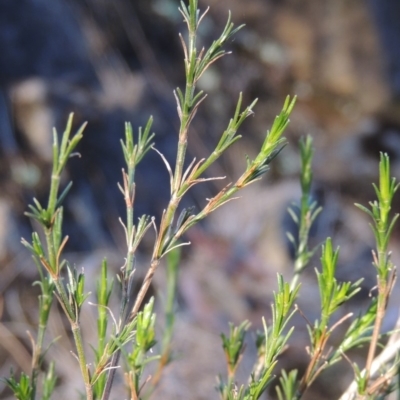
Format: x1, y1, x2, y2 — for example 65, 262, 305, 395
125, 298, 159, 398
355, 153, 399, 279
121, 117, 155, 175
3, 1, 400, 400
262, 276, 299, 371
5, 372, 33, 400
287, 135, 322, 289
245, 278, 299, 399
276, 369, 299, 400
25, 113, 85, 228
66, 265, 90, 318
276, 148, 399, 399
351, 153, 400, 397
317, 239, 361, 325
221, 321, 251, 377
218, 276, 299, 400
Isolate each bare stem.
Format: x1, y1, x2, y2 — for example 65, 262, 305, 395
72, 322, 93, 400
296, 332, 328, 399
363, 270, 395, 389
129, 259, 160, 320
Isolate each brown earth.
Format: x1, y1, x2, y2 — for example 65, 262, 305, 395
1, 0, 399, 399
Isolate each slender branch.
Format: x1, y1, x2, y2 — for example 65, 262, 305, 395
72, 322, 93, 400
129, 259, 160, 321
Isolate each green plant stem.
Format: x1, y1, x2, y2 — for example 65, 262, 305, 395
101, 228, 136, 400
125, 163, 135, 249
34, 324, 46, 360
130, 259, 160, 320
30, 321, 46, 398
47, 174, 60, 219
31, 274, 54, 397
54, 276, 93, 399
173, 135, 188, 193
290, 136, 320, 290
72, 322, 93, 400
127, 206, 134, 253
290, 258, 304, 292
120, 217, 136, 324
293, 197, 312, 280
163, 253, 178, 348
44, 228, 57, 274
123, 251, 135, 319
151, 250, 179, 389
172, 40, 195, 194
102, 177, 136, 400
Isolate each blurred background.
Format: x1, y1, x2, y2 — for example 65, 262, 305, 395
1, 0, 400, 399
